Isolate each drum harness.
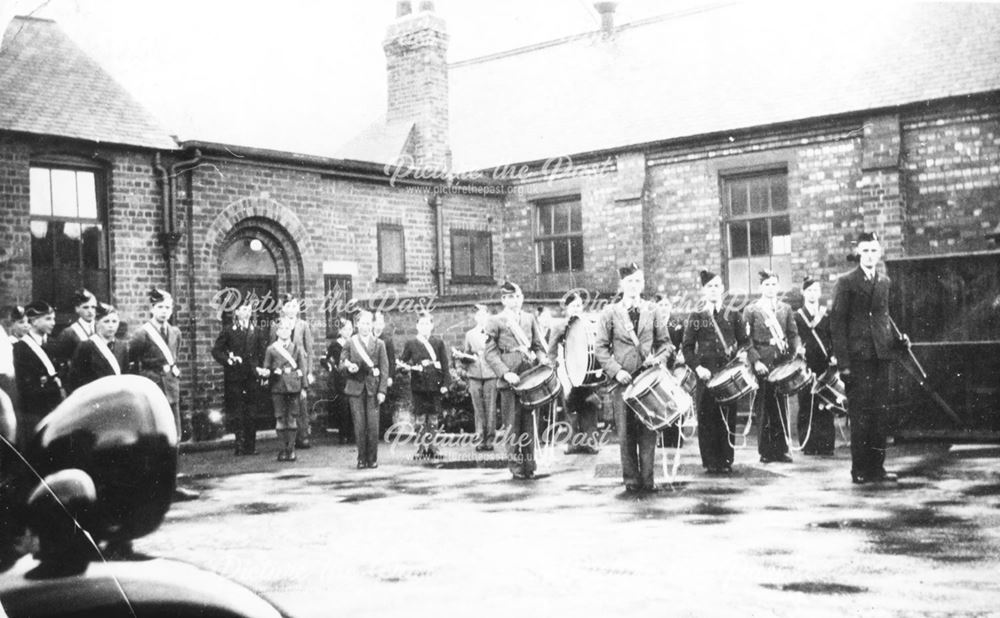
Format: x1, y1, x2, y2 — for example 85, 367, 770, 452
708, 311, 757, 449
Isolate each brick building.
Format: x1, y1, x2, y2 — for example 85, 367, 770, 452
2, 3, 1000, 430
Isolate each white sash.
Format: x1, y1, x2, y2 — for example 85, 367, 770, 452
90, 334, 121, 375
71, 321, 91, 341
351, 335, 380, 377
21, 334, 57, 377
760, 302, 788, 351
417, 336, 441, 368
707, 306, 734, 358
272, 342, 299, 372
506, 313, 537, 361
143, 322, 177, 370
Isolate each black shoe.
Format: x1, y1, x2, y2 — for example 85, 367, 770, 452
776, 454, 793, 463
483, 444, 495, 452
172, 487, 200, 502
276, 450, 287, 462
512, 471, 529, 480
851, 473, 870, 485
722, 464, 733, 474
357, 461, 366, 469
625, 484, 642, 493
874, 470, 898, 482
286, 452, 297, 462
759, 456, 772, 464
368, 462, 378, 469
642, 484, 660, 493
295, 440, 311, 449
474, 444, 487, 452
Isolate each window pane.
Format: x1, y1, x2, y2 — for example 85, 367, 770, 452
728, 180, 747, 216
77, 171, 98, 219
472, 234, 492, 277
537, 204, 552, 236
570, 236, 584, 271
452, 232, 471, 277
30, 168, 52, 216
749, 218, 769, 256
749, 177, 770, 214
728, 223, 748, 258
30, 220, 52, 267
728, 258, 750, 294
569, 202, 582, 232
537, 241, 553, 273
81, 223, 106, 269
770, 177, 788, 212
771, 217, 791, 255
50, 169, 78, 218
55, 222, 81, 267
553, 238, 570, 272
379, 227, 404, 275
553, 203, 569, 235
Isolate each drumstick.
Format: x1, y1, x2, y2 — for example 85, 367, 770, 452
888, 318, 963, 426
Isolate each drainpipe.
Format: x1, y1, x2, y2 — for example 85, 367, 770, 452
153, 153, 176, 295
429, 193, 445, 296
169, 149, 203, 419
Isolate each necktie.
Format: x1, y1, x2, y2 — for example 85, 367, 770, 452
161, 325, 169, 341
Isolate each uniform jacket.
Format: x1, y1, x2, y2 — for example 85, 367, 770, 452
13, 335, 63, 416
67, 336, 127, 393
545, 316, 574, 364
212, 321, 267, 385
461, 327, 497, 380
483, 309, 548, 388
743, 298, 800, 371
595, 300, 673, 378
49, 319, 95, 378
399, 336, 452, 393
339, 334, 389, 397
262, 340, 307, 394
795, 305, 833, 374
128, 320, 181, 404
682, 305, 749, 374
269, 317, 313, 375
830, 267, 901, 371
378, 331, 396, 378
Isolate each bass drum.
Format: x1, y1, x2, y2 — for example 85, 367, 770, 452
563, 317, 607, 388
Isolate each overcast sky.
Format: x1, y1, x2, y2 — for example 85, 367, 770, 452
1, 0, 677, 155
1, 0, 991, 157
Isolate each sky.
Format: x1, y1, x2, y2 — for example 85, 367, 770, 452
0, 0, 676, 155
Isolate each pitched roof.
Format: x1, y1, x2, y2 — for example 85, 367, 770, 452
0, 16, 176, 150
447, 2, 1000, 171
336, 115, 415, 166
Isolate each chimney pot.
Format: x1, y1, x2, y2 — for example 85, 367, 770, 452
396, 1, 412, 17
594, 1, 617, 35
419, 1, 435, 12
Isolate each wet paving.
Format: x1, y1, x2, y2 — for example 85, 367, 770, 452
138, 436, 1000, 617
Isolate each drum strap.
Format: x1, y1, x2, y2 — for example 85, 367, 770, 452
507, 315, 537, 362
797, 308, 830, 359
721, 390, 755, 449
709, 312, 733, 358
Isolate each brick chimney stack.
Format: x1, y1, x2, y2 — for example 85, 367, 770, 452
384, 1, 451, 170
594, 2, 617, 36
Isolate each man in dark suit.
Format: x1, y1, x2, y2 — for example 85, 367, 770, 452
682, 270, 750, 474
12, 301, 63, 447
595, 262, 674, 493
830, 232, 907, 484
744, 270, 802, 464
398, 312, 451, 459
484, 281, 549, 480
212, 298, 266, 456
339, 310, 389, 468
128, 288, 185, 440
67, 302, 128, 393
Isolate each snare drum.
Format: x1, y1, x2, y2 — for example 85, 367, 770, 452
563, 317, 607, 388
706, 363, 758, 403
811, 367, 847, 416
623, 366, 693, 431
671, 365, 698, 395
766, 358, 814, 395
512, 364, 563, 409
